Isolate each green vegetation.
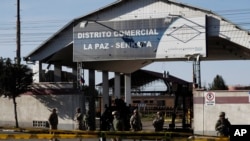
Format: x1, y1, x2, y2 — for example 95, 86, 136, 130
209, 74, 228, 90
0, 57, 33, 128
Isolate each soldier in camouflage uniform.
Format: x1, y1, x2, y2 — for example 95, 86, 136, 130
74, 107, 84, 130
48, 108, 59, 141
84, 110, 91, 130
112, 111, 124, 141
215, 112, 231, 137
130, 109, 142, 131
152, 111, 164, 132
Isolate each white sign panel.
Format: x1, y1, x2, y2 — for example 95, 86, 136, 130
205, 92, 215, 106
156, 16, 206, 59
73, 16, 206, 62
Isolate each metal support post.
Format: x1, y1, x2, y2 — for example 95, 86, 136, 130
192, 55, 201, 89
77, 62, 84, 90
196, 55, 201, 88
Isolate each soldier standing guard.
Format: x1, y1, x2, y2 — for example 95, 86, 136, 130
74, 107, 84, 130
215, 112, 231, 137
130, 109, 142, 131
153, 111, 164, 132
112, 111, 124, 141
48, 108, 59, 141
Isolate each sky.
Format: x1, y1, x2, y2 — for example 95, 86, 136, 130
0, 0, 250, 87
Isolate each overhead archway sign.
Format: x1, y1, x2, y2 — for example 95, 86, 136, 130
73, 16, 206, 62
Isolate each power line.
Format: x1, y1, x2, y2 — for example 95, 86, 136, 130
0, 9, 250, 48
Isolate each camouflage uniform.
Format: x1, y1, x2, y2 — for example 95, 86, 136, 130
48, 108, 59, 141
84, 110, 91, 130
153, 111, 164, 132
48, 109, 58, 130
74, 108, 84, 130
130, 109, 142, 131
112, 111, 124, 141
112, 111, 124, 131
215, 112, 231, 137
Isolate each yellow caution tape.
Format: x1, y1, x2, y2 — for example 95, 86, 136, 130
187, 136, 229, 141
0, 128, 228, 141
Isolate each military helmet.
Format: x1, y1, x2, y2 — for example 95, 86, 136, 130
133, 109, 138, 113
112, 111, 118, 115
219, 112, 225, 117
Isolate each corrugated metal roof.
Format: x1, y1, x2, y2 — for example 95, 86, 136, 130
25, 0, 215, 58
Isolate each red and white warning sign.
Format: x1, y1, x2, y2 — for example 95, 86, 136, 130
205, 92, 215, 106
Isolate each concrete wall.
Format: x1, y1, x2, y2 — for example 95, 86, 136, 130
193, 90, 250, 136
0, 94, 84, 130
3, 89, 249, 134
